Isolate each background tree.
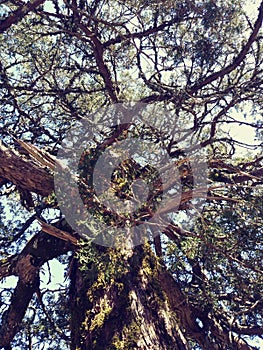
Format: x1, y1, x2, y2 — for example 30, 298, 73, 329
0, 0, 262, 349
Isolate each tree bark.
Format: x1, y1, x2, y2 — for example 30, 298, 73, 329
69, 244, 195, 350
0, 141, 259, 349
0, 140, 54, 196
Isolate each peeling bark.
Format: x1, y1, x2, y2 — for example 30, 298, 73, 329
0, 141, 54, 196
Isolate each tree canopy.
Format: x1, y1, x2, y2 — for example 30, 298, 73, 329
0, 0, 262, 349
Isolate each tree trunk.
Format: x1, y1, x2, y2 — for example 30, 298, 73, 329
69, 244, 190, 350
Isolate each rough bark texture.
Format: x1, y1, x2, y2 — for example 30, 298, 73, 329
0, 141, 260, 349
69, 244, 193, 350
0, 140, 54, 196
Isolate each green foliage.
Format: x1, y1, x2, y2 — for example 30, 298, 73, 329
165, 184, 263, 342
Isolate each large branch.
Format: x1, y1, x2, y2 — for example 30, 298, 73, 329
0, 140, 54, 196
67, 0, 118, 103
0, 273, 40, 349
79, 22, 119, 103
0, 0, 46, 34
0, 224, 76, 348
103, 15, 190, 48
0, 219, 76, 281
0, 141, 76, 346
190, 1, 263, 93
159, 268, 255, 350
209, 159, 263, 184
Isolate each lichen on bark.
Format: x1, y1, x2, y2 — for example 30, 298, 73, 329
69, 243, 188, 350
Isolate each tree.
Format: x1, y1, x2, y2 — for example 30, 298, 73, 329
0, 0, 263, 349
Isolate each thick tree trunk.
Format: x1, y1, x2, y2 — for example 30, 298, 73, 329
0, 141, 257, 349
69, 244, 190, 350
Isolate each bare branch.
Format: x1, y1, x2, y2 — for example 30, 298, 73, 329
0, 273, 40, 349
190, 1, 263, 93
38, 219, 78, 245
